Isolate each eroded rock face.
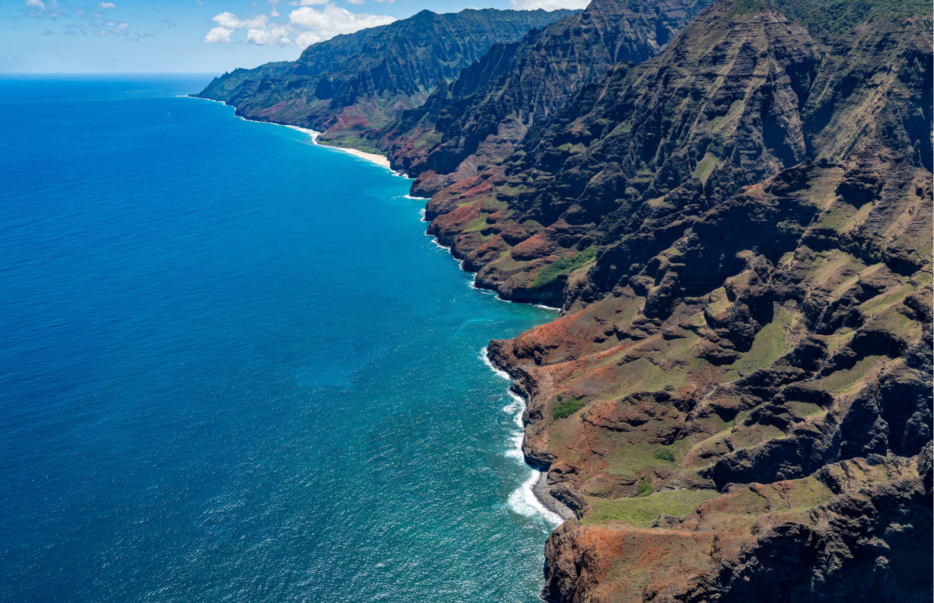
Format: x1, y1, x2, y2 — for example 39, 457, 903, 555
421, 1, 931, 312
470, 1, 932, 600
377, 0, 715, 196
542, 451, 933, 602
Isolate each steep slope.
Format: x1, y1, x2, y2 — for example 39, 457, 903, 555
411, 0, 931, 599
378, 0, 716, 196
544, 449, 932, 602
197, 8, 578, 152
425, 0, 930, 308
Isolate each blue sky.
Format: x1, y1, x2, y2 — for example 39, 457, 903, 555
1, 0, 587, 74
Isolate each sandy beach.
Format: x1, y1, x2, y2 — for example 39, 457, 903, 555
328, 146, 392, 169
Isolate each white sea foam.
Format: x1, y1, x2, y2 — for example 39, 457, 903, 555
480, 347, 511, 381
180, 95, 227, 105
479, 348, 563, 526
502, 391, 563, 525
534, 303, 561, 312
284, 125, 321, 143
430, 237, 451, 251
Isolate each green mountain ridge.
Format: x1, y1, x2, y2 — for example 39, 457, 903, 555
197, 8, 579, 149
376, 0, 718, 196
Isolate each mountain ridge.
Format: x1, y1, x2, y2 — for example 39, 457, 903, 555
376, 0, 717, 196
197, 8, 579, 152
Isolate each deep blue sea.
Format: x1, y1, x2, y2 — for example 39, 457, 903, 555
0, 76, 559, 602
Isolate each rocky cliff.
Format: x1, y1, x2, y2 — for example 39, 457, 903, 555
414, 0, 931, 599
377, 0, 716, 196
200, 0, 932, 598
196, 8, 577, 152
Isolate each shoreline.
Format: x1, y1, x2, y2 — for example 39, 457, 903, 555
198, 92, 572, 526
327, 145, 391, 169
184, 96, 393, 170
482, 348, 575, 525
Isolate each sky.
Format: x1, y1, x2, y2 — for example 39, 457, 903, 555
1, 0, 589, 74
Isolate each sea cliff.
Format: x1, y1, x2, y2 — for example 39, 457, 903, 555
199, 0, 933, 600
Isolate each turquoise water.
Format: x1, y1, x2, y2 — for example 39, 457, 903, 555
0, 76, 559, 602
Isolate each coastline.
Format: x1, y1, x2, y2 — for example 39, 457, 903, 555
482, 348, 575, 525
326, 145, 391, 169
198, 92, 571, 527
282, 125, 392, 169
185, 96, 392, 170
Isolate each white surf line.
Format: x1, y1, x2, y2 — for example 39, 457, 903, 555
182, 96, 396, 172
180, 95, 227, 104
480, 345, 512, 381
277, 125, 394, 170
480, 348, 564, 526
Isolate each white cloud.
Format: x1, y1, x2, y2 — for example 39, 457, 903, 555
99, 2, 116, 9
25, 0, 46, 8
203, 1, 394, 48
509, 0, 589, 9
246, 23, 291, 45
212, 11, 268, 29
289, 3, 394, 45
203, 25, 233, 43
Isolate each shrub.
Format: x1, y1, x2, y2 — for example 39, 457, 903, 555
635, 482, 654, 497
663, 384, 675, 392
532, 246, 597, 289
653, 448, 676, 463
553, 397, 586, 420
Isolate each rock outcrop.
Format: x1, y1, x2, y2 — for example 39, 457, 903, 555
453, 0, 931, 599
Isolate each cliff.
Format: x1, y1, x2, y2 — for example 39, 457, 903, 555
200, 0, 933, 598
196, 8, 578, 153
377, 0, 716, 196
416, 0, 931, 599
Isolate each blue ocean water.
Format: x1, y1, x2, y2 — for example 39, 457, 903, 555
0, 76, 559, 602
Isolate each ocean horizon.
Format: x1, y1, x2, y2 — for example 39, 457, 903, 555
0, 75, 559, 602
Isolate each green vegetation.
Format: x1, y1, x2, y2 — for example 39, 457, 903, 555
584, 490, 720, 527
692, 151, 723, 183
318, 134, 384, 155
730, 0, 930, 42
635, 482, 654, 497
723, 318, 790, 382
606, 442, 691, 479
533, 246, 597, 289
462, 215, 491, 233
553, 397, 586, 420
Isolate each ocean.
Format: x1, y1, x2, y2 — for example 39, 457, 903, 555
0, 76, 559, 602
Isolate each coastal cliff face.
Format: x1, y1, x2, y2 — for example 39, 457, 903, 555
199, 0, 932, 599
417, 0, 930, 599
196, 8, 577, 152
376, 0, 715, 197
